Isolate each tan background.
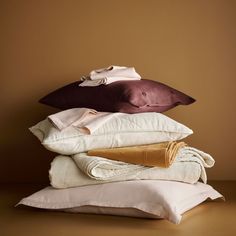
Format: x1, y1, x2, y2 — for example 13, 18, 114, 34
0, 0, 235, 183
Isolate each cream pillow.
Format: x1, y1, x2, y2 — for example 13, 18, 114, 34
17, 180, 223, 224
29, 112, 193, 155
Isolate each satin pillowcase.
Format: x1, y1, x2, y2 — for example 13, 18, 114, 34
39, 79, 195, 113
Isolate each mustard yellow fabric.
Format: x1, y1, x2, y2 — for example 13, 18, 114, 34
87, 141, 186, 168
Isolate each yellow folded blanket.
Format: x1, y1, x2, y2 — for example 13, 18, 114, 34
87, 141, 187, 168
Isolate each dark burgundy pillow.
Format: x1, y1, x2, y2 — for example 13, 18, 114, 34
39, 79, 195, 113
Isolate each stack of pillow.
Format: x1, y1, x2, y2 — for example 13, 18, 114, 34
18, 66, 223, 224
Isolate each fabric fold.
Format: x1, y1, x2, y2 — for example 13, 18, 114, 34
48, 108, 114, 133
87, 141, 186, 168
73, 146, 214, 183
79, 65, 141, 87
49, 146, 215, 189
79, 77, 141, 87
48, 108, 97, 130
89, 66, 141, 80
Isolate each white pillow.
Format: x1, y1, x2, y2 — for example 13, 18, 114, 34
29, 112, 193, 155
17, 180, 223, 224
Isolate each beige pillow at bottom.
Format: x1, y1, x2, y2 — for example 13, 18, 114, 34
17, 180, 223, 224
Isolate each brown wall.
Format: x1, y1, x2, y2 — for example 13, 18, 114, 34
1, 0, 236, 183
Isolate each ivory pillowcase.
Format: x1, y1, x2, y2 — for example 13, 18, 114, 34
29, 112, 193, 155
17, 180, 223, 224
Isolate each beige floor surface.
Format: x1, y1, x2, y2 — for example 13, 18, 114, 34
1, 181, 236, 236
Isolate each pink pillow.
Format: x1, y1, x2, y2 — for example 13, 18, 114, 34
17, 180, 223, 224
